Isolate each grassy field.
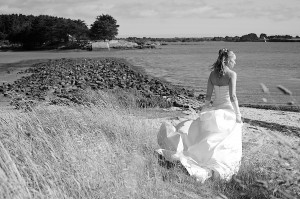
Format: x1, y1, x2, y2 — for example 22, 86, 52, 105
1, 89, 299, 199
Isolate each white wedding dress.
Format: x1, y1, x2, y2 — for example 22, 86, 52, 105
157, 86, 242, 183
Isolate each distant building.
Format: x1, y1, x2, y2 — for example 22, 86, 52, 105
91, 40, 138, 50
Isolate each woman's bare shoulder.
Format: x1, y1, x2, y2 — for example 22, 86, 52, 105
226, 70, 237, 79
209, 70, 215, 75
208, 70, 214, 79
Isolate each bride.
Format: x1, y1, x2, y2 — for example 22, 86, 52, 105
157, 48, 243, 183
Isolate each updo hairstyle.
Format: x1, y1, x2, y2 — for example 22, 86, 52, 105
212, 48, 235, 77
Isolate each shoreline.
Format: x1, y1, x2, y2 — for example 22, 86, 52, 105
0, 57, 201, 109
0, 58, 299, 112
240, 104, 300, 113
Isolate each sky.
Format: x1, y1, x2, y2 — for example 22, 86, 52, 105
1, 0, 300, 38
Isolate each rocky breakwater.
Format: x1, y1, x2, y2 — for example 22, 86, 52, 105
0, 58, 204, 109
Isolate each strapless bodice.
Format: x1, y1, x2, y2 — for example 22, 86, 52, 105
213, 85, 232, 108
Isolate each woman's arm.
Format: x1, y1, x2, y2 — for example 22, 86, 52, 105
205, 72, 214, 106
229, 72, 238, 102
229, 72, 242, 122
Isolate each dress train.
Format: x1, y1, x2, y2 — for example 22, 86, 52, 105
156, 86, 243, 182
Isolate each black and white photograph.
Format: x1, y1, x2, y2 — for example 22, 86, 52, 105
0, 0, 299, 198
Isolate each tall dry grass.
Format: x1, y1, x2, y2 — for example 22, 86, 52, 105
0, 89, 299, 198
0, 90, 214, 198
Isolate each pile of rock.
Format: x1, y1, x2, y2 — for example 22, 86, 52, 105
0, 58, 204, 109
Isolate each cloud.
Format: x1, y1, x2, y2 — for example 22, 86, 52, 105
107, 0, 214, 18
0, 5, 22, 13
213, 12, 236, 18
221, 0, 300, 21
0, 0, 299, 24
0, 0, 115, 25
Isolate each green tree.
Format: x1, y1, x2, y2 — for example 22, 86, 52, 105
240, 33, 259, 41
1, 14, 89, 49
90, 14, 119, 40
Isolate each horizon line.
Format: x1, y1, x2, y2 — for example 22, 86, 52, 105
117, 33, 300, 38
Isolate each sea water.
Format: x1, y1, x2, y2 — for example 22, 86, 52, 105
0, 42, 299, 105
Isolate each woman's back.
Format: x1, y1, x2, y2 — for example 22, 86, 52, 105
210, 70, 235, 108
210, 70, 231, 86
213, 85, 232, 108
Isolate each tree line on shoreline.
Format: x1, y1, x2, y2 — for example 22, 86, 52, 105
0, 14, 119, 49
126, 33, 300, 44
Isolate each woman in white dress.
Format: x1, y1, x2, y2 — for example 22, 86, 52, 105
157, 48, 243, 183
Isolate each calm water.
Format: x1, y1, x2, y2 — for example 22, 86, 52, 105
1, 42, 299, 105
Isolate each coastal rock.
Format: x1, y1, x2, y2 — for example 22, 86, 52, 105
4, 58, 203, 109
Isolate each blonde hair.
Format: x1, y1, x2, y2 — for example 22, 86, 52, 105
211, 48, 235, 77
